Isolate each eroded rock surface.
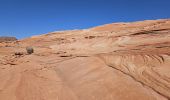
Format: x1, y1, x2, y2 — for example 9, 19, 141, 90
0, 19, 170, 100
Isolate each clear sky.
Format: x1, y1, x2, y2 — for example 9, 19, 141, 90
0, 0, 170, 39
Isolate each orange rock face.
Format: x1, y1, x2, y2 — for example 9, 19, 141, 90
0, 19, 170, 100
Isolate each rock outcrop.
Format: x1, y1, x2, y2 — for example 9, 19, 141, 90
0, 19, 170, 100
0, 36, 17, 42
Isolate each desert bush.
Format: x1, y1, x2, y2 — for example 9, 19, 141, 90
26, 47, 34, 54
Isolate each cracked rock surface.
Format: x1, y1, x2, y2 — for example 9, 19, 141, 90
0, 19, 170, 100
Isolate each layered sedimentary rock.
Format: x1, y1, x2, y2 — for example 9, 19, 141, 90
0, 36, 17, 42
0, 19, 170, 100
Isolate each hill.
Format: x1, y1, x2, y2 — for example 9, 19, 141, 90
0, 19, 170, 100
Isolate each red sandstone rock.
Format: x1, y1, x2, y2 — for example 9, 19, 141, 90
0, 19, 170, 100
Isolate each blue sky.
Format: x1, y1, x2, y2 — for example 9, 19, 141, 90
0, 0, 170, 39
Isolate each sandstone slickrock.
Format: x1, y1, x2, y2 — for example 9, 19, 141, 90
0, 19, 170, 100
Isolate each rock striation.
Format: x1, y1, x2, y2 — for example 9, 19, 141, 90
0, 19, 170, 100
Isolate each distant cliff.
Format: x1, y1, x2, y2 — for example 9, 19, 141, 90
0, 36, 17, 42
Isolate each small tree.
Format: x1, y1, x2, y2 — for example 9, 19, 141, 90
26, 47, 34, 54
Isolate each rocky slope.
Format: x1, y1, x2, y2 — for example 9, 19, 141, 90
0, 19, 170, 100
